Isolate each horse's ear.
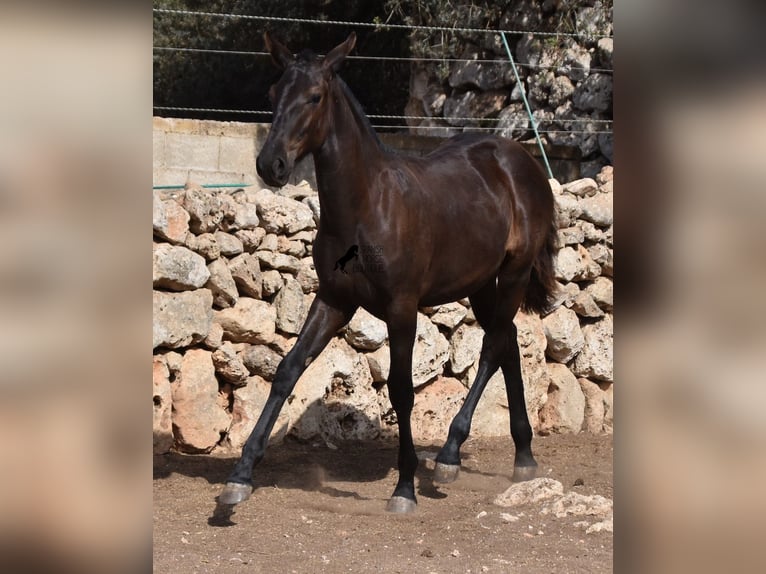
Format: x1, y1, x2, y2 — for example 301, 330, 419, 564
322, 32, 356, 75
264, 31, 294, 70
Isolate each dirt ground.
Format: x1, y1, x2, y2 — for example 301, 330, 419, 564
154, 433, 612, 573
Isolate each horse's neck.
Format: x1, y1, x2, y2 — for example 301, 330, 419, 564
312, 82, 384, 232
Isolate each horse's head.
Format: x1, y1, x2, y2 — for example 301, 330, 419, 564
256, 32, 356, 187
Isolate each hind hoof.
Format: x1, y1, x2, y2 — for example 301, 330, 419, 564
218, 482, 252, 505
433, 462, 460, 483
512, 465, 537, 482
386, 496, 417, 513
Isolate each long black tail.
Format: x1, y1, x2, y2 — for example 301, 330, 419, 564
521, 217, 559, 315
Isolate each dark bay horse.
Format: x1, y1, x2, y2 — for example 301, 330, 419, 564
219, 32, 558, 513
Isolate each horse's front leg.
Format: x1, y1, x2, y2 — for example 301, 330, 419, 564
219, 294, 356, 505
384, 300, 419, 513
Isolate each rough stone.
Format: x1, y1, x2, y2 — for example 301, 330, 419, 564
153, 289, 213, 349
235, 228, 266, 253
152, 357, 173, 454
548, 75, 576, 108
573, 74, 613, 113
560, 44, 591, 83
226, 375, 289, 450
344, 308, 387, 351
548, 280, 581, 313
185, 232, 220, 261
563, 178, 599, 197
153, 193, 189, 244
571, 291, 605, 318
576, 220, 605, 243
541, 491, 613, 519
205, 258, 238, 308
214, 297, 276, 345
470, 369, 511, 437
571, 315, 613, 383
303, 195, 321, 226
252, 188, 315, 234
543, 307, 585, 363
412, 313, 450, 388
203, 322, 224, 350
411, 377, 467, 442
514, 311, 551, 432
448, 47, 514, 91
596, 165, 614, 186
494, 478, 565, 507
214, 231, 243, 257
274, 276, 307, 335
596, 38, 613, 70
430, 302, 468, 330
496, 103, 530, 140
153, 243, 210, 291
587, 243, 610, 269
366, 345, 390, 384
261, 269, 284, 297
257, 250, 301, 274
558, 226, 585, 246
228, 253, 263, 299
319, 354, 380, 442
268, 333, 296, 357
295, 257, 319, 293
601, 382, 613, 433
443, 90, 507, 126
231, 202, 261, 231
539, 363, 585, 435
259, 233, 279, 252
171, 349, 231, 453
241, 344, 283, 381
277, 236, 305, 258
575, 244, 602, 281
277, 180, 315, 201
555, 245, 600, 282
586, 277, 613, 311
288, 338, 379, 441
579, 378, 606, 434
450, 324, 484, 376
182, 187, 223, 234
212, 342, 249, 385
554, 193, 582, 229
579, 192, 613, 227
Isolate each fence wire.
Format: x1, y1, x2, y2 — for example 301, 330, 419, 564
153, 7, 613, 39
153, 7, 613, 136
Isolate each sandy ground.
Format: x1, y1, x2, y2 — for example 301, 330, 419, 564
154, 433, 612, 573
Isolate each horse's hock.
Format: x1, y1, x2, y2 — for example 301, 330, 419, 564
153, 121, 613, 456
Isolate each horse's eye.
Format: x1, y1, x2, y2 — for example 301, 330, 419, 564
309, 94, 321, 105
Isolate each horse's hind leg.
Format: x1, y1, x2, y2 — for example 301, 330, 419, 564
434, 267, 537, 483
434, 278, 498, 482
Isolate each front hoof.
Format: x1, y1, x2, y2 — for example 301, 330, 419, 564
433, 462, 460, 484
512, 465, 537, 483
386, 496, 417, 513
218, 482, 253, 505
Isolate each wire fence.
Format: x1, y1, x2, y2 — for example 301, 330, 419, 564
153, 7, 613, 39
153, 7, 613, 137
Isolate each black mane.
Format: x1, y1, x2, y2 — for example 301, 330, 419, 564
335, 76, 393, 154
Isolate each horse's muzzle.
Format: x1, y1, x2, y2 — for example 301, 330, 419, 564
256, 152, 291, 188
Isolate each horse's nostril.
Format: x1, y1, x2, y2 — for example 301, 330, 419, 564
272, 158, 286, 177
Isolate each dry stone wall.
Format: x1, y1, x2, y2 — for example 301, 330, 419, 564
153, 168, 613, 455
